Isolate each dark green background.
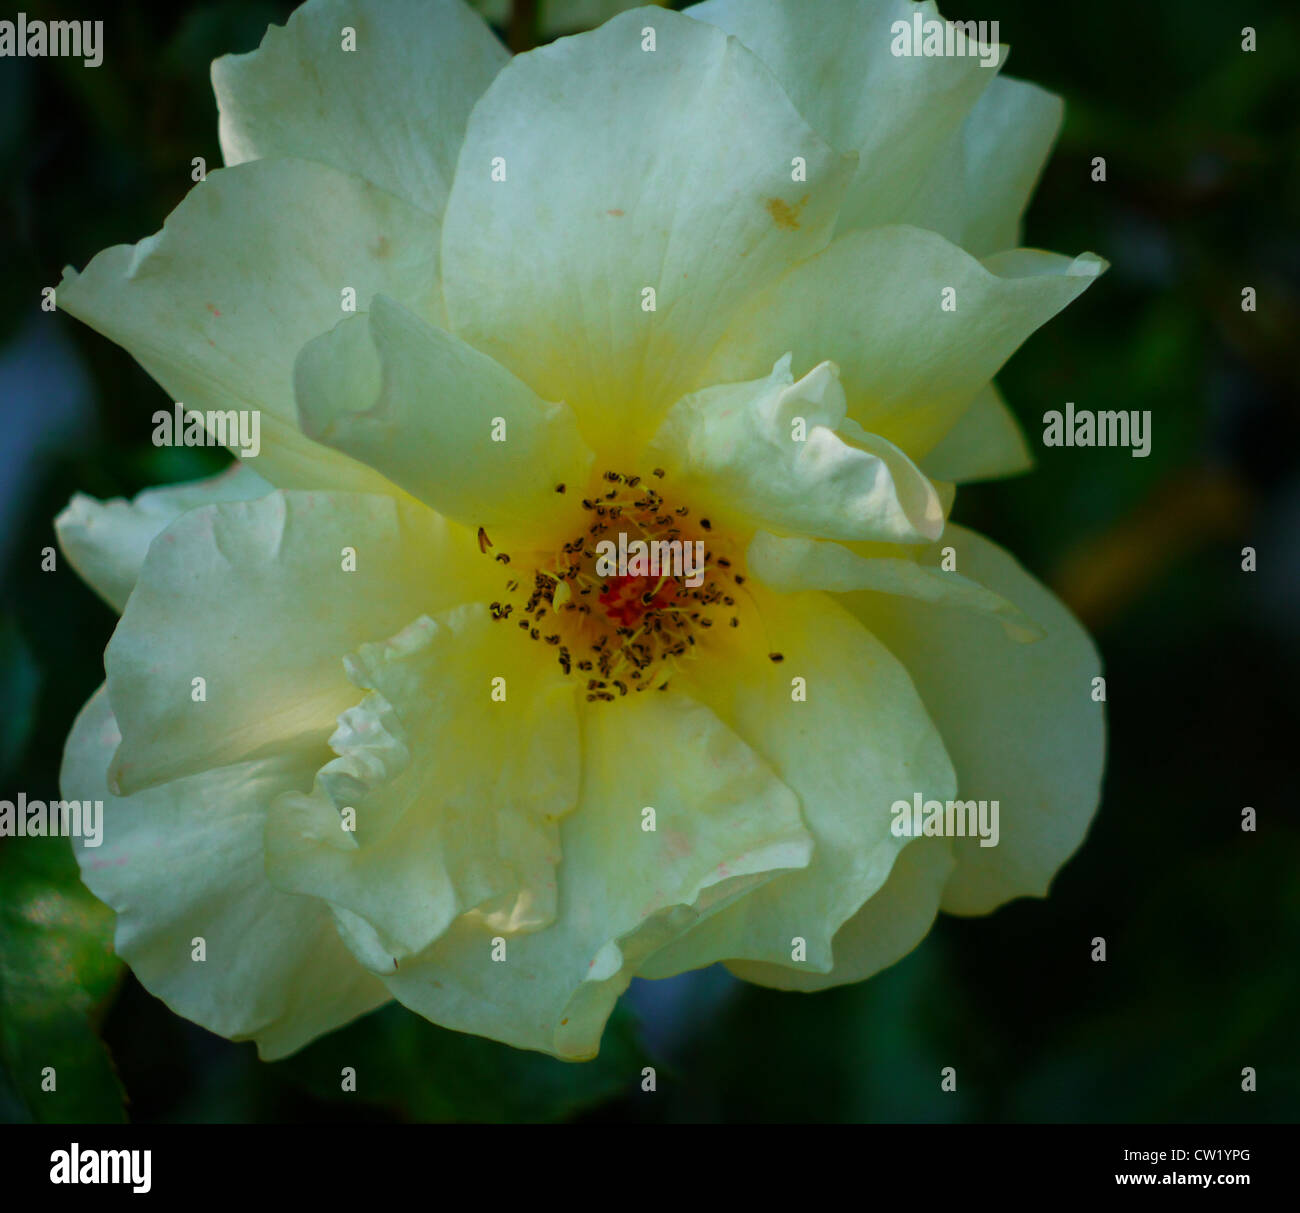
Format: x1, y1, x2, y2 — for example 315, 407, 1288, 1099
1, 0, 1296, 1123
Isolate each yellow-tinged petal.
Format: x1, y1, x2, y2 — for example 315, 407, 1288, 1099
48, 0, 1108, 1063
440, 7, 856, 461
920, 383, 1034, 483
847, 524, 1105, 913
703, 225, 1105, 461
640, 588, 956, 977
266, 605, 581, 959
746, 530, 1043, 641
104, 491, 497, 795
294, 295, 593, 546
379, 691, 811, 1057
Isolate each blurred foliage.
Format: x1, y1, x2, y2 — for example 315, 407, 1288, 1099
0, 617, 39, 779
278, 1003, 649, 1123
0, 836, 125, 1123
0, 0, 1296, 1123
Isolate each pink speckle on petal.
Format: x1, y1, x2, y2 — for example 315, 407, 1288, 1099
663, 828, 691, 859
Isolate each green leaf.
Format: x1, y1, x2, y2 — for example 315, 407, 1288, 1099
279, 1001, 648, 1123
0, 836, 126, 1123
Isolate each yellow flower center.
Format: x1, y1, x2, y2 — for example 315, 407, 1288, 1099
482, 469, 753, 699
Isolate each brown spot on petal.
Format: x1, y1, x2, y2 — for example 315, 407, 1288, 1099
764, 194, 809, 231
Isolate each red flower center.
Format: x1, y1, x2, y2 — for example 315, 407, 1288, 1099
598, 573, 679, 628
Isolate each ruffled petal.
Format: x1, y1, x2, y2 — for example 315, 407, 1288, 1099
265, 605, 581, 958
648, 356, 944, 545
377, 691, 811, 1057
63, 686, 388, 1059
104, 491, 497, 794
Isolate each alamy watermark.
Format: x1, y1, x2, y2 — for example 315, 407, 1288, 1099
594, 531, 706, 589
153, 403, 261, 458
1042, 402, 1152, 458
890, 13, 1000, 68
50, 1144, 150, 1194
0, 794, 102, 847
0, 14, 102, 67
891, 792, 1000, 847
